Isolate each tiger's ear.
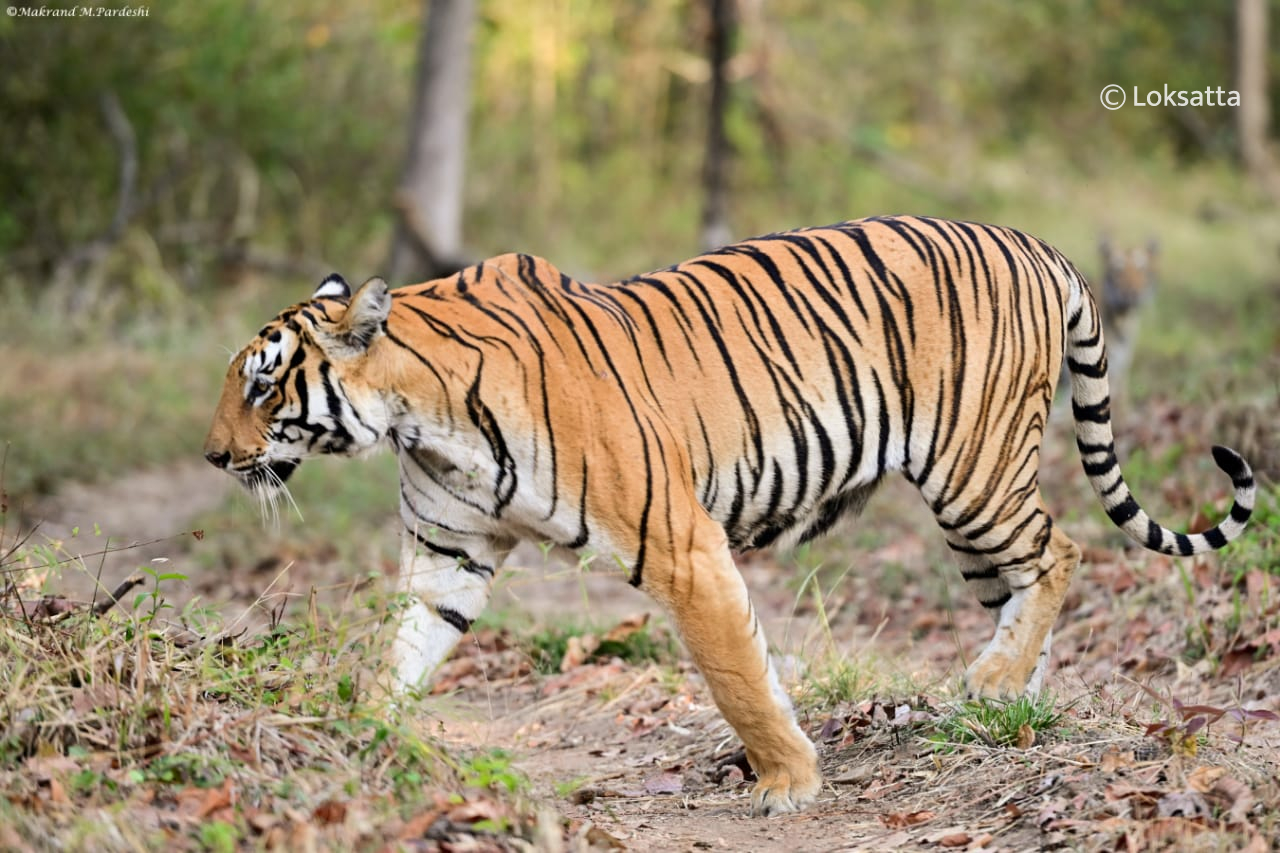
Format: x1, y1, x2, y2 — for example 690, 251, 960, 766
336, 277, 391, 350
313, 273, 351, 300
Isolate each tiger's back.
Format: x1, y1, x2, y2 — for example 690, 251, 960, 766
413, 217, 1077, 563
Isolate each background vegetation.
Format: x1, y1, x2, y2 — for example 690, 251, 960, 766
1, 1, 1278, 849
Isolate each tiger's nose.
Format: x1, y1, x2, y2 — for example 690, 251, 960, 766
205, 450, 231, 469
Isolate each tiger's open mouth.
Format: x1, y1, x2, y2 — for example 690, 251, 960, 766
240, 459, 299, 493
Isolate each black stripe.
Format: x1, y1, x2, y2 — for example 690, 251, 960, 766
981, 591, 1012, 609
1082, 458, 1113, 477
1145, 519, 1163, 550
960, 567, 1000, 580
1107, 496, 1141, 526
1072, 397, 1111, 423
1210, 445, 1247, 479
409, 528, 494, 578
1230, 502, 1253, 524
1173, 532, 1194, 556
1202, 527, 1227, 549
436, 606, 473, 635
1076, 438, 1114, 456
1066, 356, 1106, 378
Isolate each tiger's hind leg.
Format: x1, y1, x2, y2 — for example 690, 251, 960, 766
639, 508, 821, 816
950, 546, 1057, 695
943, 509, 1080, 700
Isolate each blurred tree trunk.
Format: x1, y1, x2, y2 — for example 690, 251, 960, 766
700, 0, 736, 252
1236, 0, 1280, 202
388, 0, 475, 284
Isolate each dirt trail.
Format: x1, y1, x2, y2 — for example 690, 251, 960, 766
19, 461, 231, 603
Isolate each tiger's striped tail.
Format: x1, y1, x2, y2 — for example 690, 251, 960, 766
1064, 277, 1255, 555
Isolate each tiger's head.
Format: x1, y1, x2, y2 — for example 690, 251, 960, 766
1098, 236, 1158, 316
203, 273, 393, 497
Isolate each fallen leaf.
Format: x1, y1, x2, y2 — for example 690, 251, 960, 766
859, 780, 904, 801
937, 832, 971, 847
879, 810, 935, 829
1186, 766, 1226, 793
1037, 797, 1068, 828
311, 799, 347, 825
1015, 723, 1035, 749
399, 808, 444, 840
196, 779, 234, 819
560, 633, 600, 671
1100, 748, 1135, 773
583, 824, 626, 850
1204, 775, 1254, 825
447, 797, 505, 824
601, 613, 649, 643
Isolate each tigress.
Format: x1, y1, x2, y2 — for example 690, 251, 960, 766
204, 215, 1254, 816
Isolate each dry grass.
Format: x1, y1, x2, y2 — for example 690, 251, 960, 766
0, 526, 559, 852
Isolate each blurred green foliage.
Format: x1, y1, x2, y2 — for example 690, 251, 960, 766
0, 0, 1272, 302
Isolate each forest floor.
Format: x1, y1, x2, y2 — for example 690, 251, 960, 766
4, 406, 1280, 852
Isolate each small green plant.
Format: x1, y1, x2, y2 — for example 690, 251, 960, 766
132, 561, 188, 627
930, 695, 1065, 752
196, 820, 239, 853
801, 658, 874, 708
459, 749, 527, 795
523, 617, 674, 674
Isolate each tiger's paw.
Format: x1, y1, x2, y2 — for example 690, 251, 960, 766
963, 651, 1034, 702
747, 746, 822, 816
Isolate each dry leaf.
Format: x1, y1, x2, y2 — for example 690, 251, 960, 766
1205, 775, 1254, 825
879, 810, 935, 829
1100, 748, 1135, 773
196, 779, 234, 819
447, 797, 505, 824
601, 613, 649, 643
1015, 723, 1035, 749
560, 634, 599, 671
583, 824, 627, 850
938, 832, 971, 847
311, 799, 347, 825
1186, 765, 1226, 793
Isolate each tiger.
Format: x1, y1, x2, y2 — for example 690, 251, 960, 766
1056, 236, 1158, 408
204, 215, 1254, 816
1096, 236, 1158, 392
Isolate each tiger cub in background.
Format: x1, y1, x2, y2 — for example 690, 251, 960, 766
204, 216, 1253, 816
1057, 236, 1158, 408
1097, 236, 1158, 394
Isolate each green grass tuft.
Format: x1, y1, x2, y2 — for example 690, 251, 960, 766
929, 695, 1066, 752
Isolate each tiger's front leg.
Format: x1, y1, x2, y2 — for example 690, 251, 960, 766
641, 510, 822, 815
388, 526, 504, 692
